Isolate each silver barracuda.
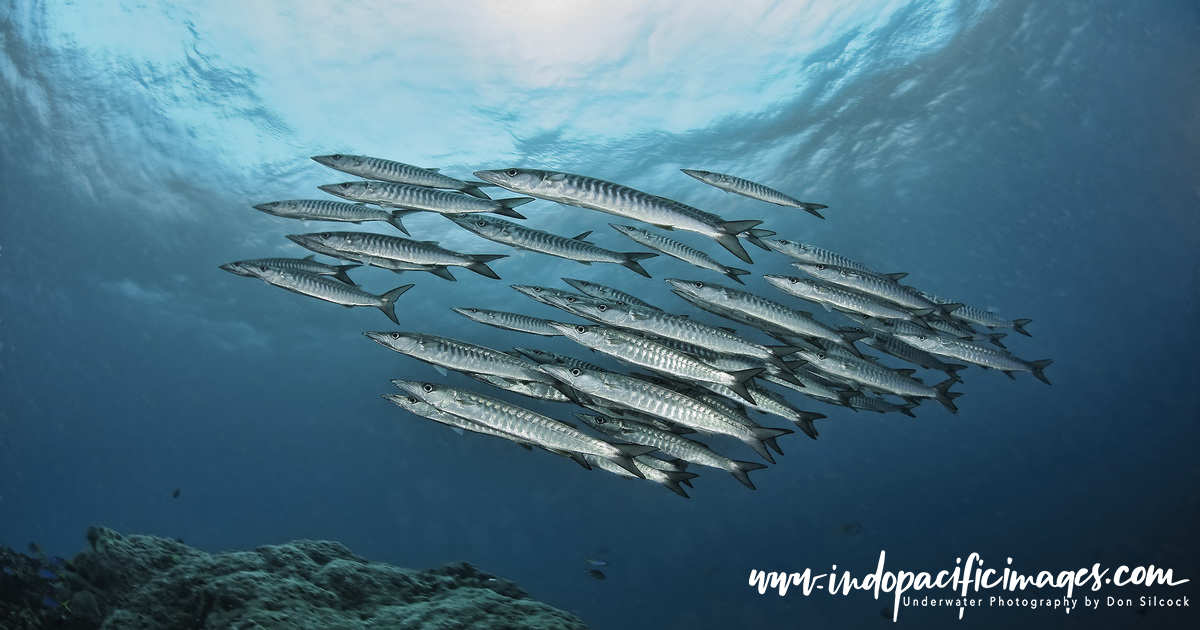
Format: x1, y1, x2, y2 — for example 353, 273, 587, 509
513, 347, 608, 373
608, 224, 749, 284
892, 332, 1051, 385
759, 238, 886, 275
847, 394, 918, 417
365, 331, 556, 384
557, 299, 800, 373
252, 198, 413, 235
220, 256, 359, 285
576, 413, 766, 490
312, 154, 492, 199
318, 181, 532, 219
695, 380, 825, 439
916, 290, 1033, 336
383, 393, 540, 446
224, 262, 412, 324
792, 348, 962, 413
463, 373, 574, 403
665, 278, 864, 358
579, 453, 698, 498
763, 275, 934, 329
391, 379, 655, 478
537, 364, 791, 463
547, 321, 763, 404
284, 235, 459, 281
472, 168, 764, 264
561, 277, 661, 311
791, 263, 949, 316
446, 214, 657, 277
680, 169, 828, 219
510, 284, 616, 314
452, 307, 563, 337
287, 232, 506, 279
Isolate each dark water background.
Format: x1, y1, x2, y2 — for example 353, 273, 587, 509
2, 1, 1198, 628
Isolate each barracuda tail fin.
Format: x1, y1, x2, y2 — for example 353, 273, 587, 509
790, 410, 825, 440
378, 284, 415, 325
729, 460, 768, 490
461, 182, 493, 199
1031, 359, 1052, 385
745, 426, 793, 464
608, 443, 658, 479
725, 368, 765, 405
387, 210, 415, 235
797, 203, 826, 219
332, 264, 361, 286
493, 197, 534, 219
723, 267, 751, 284
465, 254, 507, 279
619, 252, 658, 278
1013, 318, 1033, 336
932, 378, 962, 413
659, 469, 700, 498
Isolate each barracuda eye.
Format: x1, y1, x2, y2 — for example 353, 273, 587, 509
574, 325, 586, 333
476, 220, 486, 227
406, 396, 418, 404
816, 353, 826, 360
817, 264, 826, 270
320, 232, 331, 239
532, 287, 542, 293
331, 154, 342, 160
596, 304, 607, 312
505, 169, 518, 177
422, 384, 434, 393
787, 277, 798, 284
339, 182, 350, 189
570, 368, 582, 376
566, 296, 576, 303
257, 265, 269, 272
389, 332, 401, 340
917, 335, 927, 341
596, 417, 607, 425
692, 281, 703, 289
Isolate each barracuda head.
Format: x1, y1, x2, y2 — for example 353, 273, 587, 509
389, 379, 454, 407
318, 180, 374, 200
363, 331, 425, 354
473, 168, 554, 194
679, 169, 726, 185
312, 154, 368, 170
446, 214, 510, 237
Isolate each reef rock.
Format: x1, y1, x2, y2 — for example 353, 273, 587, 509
1, 527, 588, 629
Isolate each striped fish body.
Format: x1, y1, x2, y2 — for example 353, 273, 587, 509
696, 380, 823, 438
792, 263, 938, 314
319, 181, 530, 217
510, 284, 615, 314
538, 365, 787, 463
561, 278, 661, 311
917, 290, 1033, 336
513, 347, 608, 373
446, 215, 656, 277
576, 414, 765, 489
847, 394, 918, 416
384, 393, 539, 444
251, 198, 409, 232
860, 335, 966, 377
284, 235, 457, 279
893, 333, 1050, 384
392, 380, 652, 476
764, 275, 930, 326
609, 224, 748, 283
549, 322, 761, 403
312, 154, 490, 198
364, 332, 554, 383
235, 265, 411, 323
680, 169, 827, 218
580, 453, 698, 498
666, 279, 855, 351
794, 349, 957, 411
761, 238, 881, 274
560, 300, 785, 367
464, 373, 574, 403
473, 168, 762, 264
221, 257, 359, 285
453, 307, 562, 337
288, 232, 503, 278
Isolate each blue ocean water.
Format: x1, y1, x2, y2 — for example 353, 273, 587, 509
1, 1, 1198, 628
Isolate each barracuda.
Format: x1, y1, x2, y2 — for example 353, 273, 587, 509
609, 224, 749, 284
452, 307, 563, 337
391, 379, 655, 478
561, 277, 661, 311
764, 275, 934, 329
224, 263, 411, 324
576, 413, 767, 490
793, 348, 962, 413
252, 198, 413, 235
791, 262, 950, 316
893, 332, 1051, 385
318, 180, 532, 219
580, 453, 699, 498
364, 331, 556, 384
220, 256, 359, 285
312, 154, 493, 198
759, 238, 885, 274
916, 289, 1033, 336
537, 364, 791, 463
446, 214, 657, 277
680, 169, 828, 219
473, 168, 763, 264
547, 322, 763, 404
287, 232, 505, 279
284, 235, 459, 281
383, 393, 540, 446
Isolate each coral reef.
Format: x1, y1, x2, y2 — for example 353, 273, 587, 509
0, 527, 588, 629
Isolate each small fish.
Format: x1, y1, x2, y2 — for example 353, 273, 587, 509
28, 542, 43, 557
584, 558, 609, 567
37, 568, 60, 580
680, 169, 828, 218
172, 488, 181, 498
586, 569, 606, 580
41, 596, 71, 611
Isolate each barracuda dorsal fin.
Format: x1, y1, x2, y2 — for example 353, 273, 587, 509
571, 231, 593, 241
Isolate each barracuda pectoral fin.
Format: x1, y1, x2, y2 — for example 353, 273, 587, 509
433, 365, 449, 376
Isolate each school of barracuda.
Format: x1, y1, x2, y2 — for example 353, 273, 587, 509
222, 154, 1051, 498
